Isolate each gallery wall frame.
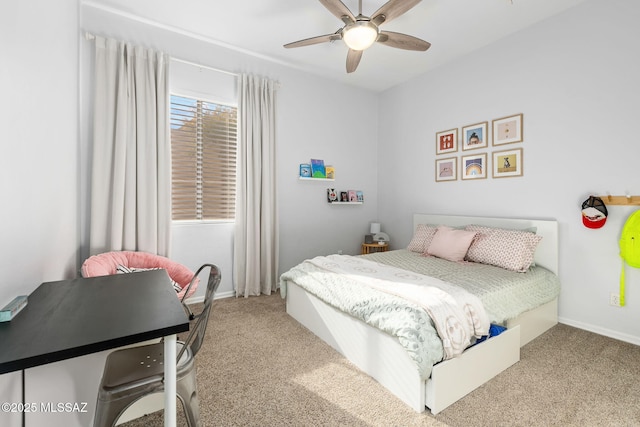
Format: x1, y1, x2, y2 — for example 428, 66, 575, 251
434, 112, 525, 182
461, 121, 488, 151
435, 128, 458, 155
492, 148, 523, 178
435, 157, 457, 182
492, 113, 523, 146
461, 153, 487, 180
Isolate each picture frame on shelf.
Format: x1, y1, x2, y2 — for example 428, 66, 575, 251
461, 121, 488, 151
461, 153, 487, 180
310, 159, 326, 178
340, 191, 348, 202
348, 190, 357, 202
492, 148, 523, 178
325, 165, 335, 179
435, 128, 458, 155
299, 163, 311, 178
356, 191, 364, 202
435, 157, 457, 182
492, 113, 523, 146
327, 188, 338, 203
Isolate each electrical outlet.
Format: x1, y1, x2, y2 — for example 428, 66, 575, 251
610, 293, 621, 307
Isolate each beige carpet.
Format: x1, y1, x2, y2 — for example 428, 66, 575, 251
122, 294, 640, 427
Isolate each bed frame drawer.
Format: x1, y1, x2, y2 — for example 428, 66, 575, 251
426, 325, 520, 414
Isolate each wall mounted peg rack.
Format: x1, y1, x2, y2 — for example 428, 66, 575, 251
597, 195, 640, 206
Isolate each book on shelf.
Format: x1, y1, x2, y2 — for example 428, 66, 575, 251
356, 191, 364, 202
325, 166, 335, 179
299, 163, 312, 177
310, 159, 326, 178
348, 190, 357, 202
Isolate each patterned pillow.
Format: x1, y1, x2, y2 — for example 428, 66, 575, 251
426, 226, 477, 262
464, 226, 542, 272
407, 224, 439, 252
116, 265, 183, 292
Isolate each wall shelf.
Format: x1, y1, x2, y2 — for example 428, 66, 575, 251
328, 202, 363, 205
597, 195, 640, 206
299, 177, 335, 182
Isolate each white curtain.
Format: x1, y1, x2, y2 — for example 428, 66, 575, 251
234, 74, 279, 297
88, 36, 171, 256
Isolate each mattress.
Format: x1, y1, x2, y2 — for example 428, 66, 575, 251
364, 249, 561, 323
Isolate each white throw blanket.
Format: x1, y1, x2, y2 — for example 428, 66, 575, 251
306, 255, 490, 360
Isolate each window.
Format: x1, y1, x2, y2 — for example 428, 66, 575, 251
170, 95, 237, 221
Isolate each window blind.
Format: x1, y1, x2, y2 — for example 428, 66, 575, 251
170, 95, 237, 221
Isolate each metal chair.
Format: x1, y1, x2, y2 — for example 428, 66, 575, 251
93, 264, 221, 427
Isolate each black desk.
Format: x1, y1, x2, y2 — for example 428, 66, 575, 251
0, 270, 190, 426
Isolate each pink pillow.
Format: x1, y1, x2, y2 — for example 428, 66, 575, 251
426, 226, 477, 262
465, 225, 542, 272
407, 224, 438, 252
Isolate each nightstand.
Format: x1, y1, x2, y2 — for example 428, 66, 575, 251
361, 242, 389, 255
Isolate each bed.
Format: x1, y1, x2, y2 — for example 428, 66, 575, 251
279, 214, 560, 414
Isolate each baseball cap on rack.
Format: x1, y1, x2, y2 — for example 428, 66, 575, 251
582, 196, 608, 229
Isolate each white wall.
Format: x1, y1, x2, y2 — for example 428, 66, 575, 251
378, 0, 640, 344
0, 1, 81, 426
0, 3, 79, 302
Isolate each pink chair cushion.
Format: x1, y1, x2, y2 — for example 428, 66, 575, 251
81, 251, 198, 299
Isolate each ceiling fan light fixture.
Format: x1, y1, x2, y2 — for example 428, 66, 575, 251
343, 21, 378, 51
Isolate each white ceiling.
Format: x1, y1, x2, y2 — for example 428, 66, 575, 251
85, 0, 588, 92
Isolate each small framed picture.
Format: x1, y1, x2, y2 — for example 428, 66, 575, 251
492, 148, 523, 178
310, 159, 326, 178
435, 128, 458, 155
461, 153, 487, 180
325, 165, 335, 179
356, 191, 364, 202
340, 191, 348, 202
461, 122, 488, 151
435, 157, 457, 182
492, 113, 523, 146
327, 188, 338, 203
347, 190, 357, 202
299, 163, 311, 177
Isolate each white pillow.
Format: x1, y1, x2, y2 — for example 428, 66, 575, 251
426, 226, 477, 262
464, 225, 542, 272
407, 224, 438, 253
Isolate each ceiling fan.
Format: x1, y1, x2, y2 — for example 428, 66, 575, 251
284, 0, 431, 73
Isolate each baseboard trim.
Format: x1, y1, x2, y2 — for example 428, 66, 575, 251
184, 290, 234, 306
559, 317, 640, 346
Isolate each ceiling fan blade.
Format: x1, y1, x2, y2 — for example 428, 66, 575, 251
284, 33, 341, 48
377, 31, 431, 51
319, 0, 355, 23
371, 0, 421, 26
346, 49, 363, 73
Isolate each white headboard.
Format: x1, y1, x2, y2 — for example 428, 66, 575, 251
413, 213, 559, 275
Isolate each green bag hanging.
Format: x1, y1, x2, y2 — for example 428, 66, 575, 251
619, 209, 640, 306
